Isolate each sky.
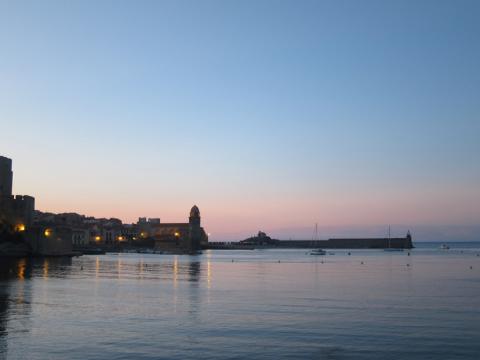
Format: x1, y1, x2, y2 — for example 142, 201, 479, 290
1, 0, 479, 241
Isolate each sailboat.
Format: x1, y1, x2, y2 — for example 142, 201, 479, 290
384, 225, 403, 252
309, 223, 327, 255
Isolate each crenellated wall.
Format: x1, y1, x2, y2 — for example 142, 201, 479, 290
0, 195, 35, 227
0, 156, 35, 228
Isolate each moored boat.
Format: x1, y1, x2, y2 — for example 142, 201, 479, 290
384, 226, 404, 252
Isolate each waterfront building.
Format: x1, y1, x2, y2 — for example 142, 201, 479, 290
0, 156, 73, 256
101, 226, 123, 245
119, 223, 137, 242
137, 217, 162, 239
154, 205, 208, 253
0, 156, 35, 228
72, 228, 90, 247
27, 226, 73, 256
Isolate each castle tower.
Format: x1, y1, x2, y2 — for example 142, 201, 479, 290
188, 205, 201, 252
0, 156, 13, 197
0, 156, 35, 227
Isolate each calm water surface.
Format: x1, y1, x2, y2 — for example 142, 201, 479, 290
1, 243, 480, 359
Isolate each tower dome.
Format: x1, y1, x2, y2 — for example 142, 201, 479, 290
190, 205, 200, 218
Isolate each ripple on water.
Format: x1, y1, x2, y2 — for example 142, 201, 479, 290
0, 248, 479, 359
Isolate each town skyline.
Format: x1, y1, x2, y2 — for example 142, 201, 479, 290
1, 153, 477, 242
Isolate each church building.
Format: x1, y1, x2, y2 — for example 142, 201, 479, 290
153, 205, 208, 254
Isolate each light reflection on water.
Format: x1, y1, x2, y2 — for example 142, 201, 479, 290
0, 245, 480, 360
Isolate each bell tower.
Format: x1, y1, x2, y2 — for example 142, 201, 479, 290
189, 205, 201, 226
188, 205, 201, 252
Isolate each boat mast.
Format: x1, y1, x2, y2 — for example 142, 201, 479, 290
312, 223, 319, 241
388, 225, 391, 248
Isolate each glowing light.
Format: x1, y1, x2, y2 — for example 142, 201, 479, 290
174, 232, 180, 237
117, 236, 124, 241
15, 224, 26, 232
140, 232, 146, 238
44, 229, 52, 237
95, 236, 101, 241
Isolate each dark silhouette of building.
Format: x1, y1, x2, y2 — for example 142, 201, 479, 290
154, 205, 207, 253
0, 156, 13, 197
0, 156, 35, 228
0, 156, 72, 256
240, 231, 280, 246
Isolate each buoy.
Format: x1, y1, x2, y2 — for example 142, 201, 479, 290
232, 259, 234, 262
470, 266, 473, 270
406, 264, 410, 267
278, 260, 281, 263
361, 261, 364, 265
407, 252, 410, 256
81, 266, 83, 270
348, 252, 351, 256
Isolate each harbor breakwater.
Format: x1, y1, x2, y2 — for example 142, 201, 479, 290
206, 236, 414, 250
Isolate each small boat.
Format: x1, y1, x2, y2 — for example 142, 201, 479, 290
310, 249, 326, 255
384, 225, 404, 252
137, 248, 155, 254
440, 244, 450, 250
81, 248, 106, 255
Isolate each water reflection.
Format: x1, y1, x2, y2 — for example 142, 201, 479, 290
86, 255, 203, 282
0, 258, 34, 358
173, 256, 178, 287
0, 257, 74, 335
43, 258, 49, 279
17, 258, 26, 281
188, 261, 201, 282
0, 249, 479, 360
187, 261, 201, 319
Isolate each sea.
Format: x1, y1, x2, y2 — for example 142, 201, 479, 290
1, 242, 479, 360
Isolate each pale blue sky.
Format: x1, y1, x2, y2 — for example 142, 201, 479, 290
1, 0, 479, 240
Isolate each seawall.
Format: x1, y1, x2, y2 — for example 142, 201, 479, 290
205, 237, 414, 250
